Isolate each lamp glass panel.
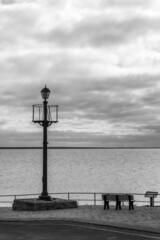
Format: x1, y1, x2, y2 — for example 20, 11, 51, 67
41, 90, 50, 99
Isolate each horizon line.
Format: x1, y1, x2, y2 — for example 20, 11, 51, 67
0, 147, 160, 149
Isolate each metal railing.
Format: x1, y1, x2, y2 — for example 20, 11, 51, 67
0, 192, 160, 207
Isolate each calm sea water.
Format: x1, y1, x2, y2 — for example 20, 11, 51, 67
0, 148, 160, 196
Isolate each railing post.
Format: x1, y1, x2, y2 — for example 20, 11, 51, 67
94, 193, 96, 206
68, 193, 70, 200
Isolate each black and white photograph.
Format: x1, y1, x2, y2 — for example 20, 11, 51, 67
0, 0, 160, 239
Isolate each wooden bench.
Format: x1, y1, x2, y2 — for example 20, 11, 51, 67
144, 191, 158, 207
102, 194, 134, 210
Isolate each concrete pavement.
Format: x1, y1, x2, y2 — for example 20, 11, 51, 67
0, 205, 160, 234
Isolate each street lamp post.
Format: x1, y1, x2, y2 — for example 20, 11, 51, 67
32, 86, 58, 201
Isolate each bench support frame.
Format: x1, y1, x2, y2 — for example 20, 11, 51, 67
103, 194, 134, 210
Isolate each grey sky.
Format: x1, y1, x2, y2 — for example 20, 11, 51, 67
0, 0, 160, 147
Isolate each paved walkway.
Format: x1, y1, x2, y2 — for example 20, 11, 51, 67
0, 205, 160, 234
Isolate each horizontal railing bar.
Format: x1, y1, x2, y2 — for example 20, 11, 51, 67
50, 192, 101, 195
0, 192, 160, 207
52, 192, 153, 195
0, 194, 39, 197
73, 199, 97, 201
0, 192, 160, 197
74, 199, 160, 202
0, 195, 16, 197
13, 194, 39, 197
52, 192, 160, 196
0, 199, 117, 202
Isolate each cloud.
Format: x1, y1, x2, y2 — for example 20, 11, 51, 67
0, 0, 160, 147
32, 0, 160, 49
45, 16, 160, 48
100, 0, 152, 7
1, 0, 38, 5
1, 0, 15, 5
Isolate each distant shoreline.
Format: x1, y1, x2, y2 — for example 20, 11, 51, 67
0, 147, 160, 149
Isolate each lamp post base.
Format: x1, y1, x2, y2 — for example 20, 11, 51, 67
12, 198, 78, 211
39, 195, 52, 201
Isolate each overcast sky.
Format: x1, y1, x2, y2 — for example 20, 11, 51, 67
1, 0, 160, 147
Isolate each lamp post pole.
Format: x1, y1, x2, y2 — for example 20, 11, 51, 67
40, 98, 50, 200
32, 85, 58, 201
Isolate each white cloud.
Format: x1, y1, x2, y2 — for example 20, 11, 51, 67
0, 0, 160, 147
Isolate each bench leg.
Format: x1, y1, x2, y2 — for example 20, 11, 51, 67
128, 195, 134, 210
116, 201, 121, 210
104, 201, 109, 210
129, 201, 134, 210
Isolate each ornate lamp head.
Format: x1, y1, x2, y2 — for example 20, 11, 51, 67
41, 85, 50, 100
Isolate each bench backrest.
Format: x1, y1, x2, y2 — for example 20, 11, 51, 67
102, 194, 134, 201
102, 194, 117, 201
118, 194, 133, 201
